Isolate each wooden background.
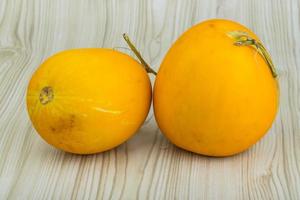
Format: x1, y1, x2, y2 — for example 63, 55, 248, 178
0, 0, 299, 199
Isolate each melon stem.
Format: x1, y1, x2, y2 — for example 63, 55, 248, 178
122, 33, 157, 75
227, 31, 277, 78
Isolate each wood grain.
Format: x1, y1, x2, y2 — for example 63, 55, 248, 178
0, 0, 299, 199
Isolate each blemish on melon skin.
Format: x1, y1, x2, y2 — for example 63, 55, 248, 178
209, 23, 215, 28
50, 114, 77, 133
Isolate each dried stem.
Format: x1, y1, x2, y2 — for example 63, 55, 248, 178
123, 33, 157, 75
227, 31, 277, 78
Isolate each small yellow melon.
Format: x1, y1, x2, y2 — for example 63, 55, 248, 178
153, 19, 279, 156
27, 49, 151, 154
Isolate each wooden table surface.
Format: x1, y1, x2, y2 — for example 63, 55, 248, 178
0, 0, 299, 199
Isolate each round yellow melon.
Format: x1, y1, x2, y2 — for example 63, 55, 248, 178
27, 48, 151, 154
153, 19, 279, 156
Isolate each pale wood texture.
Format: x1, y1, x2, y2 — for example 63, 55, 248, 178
0, 0, 299, 199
